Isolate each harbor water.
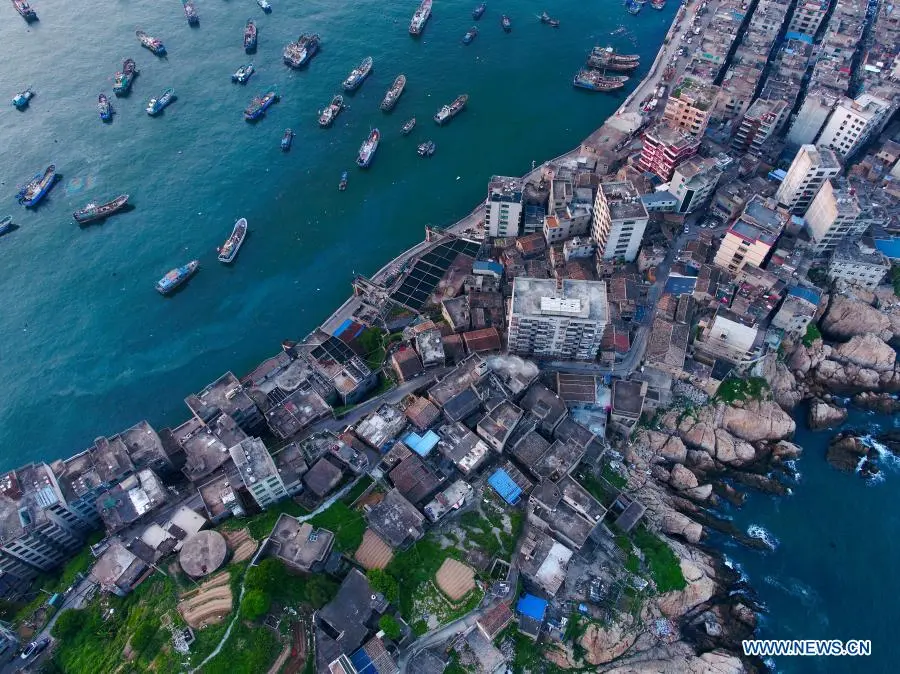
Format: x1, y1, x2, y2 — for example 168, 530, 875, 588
0, 0, 675, 462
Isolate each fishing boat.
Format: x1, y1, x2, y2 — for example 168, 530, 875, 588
182, 0, 198, 25
281, 129, 294, 151
651, 0, 665, 8
11, 88, 34, 110
401, 117, 416, 135
549, 18, 560, 27
257, 0, 271, 13
380, 74, 406, 111
472, 2, 486, 19
587, 46, 640, 71
113, 59, 138, 96
146, 88, 175, 115
0, 216, 16, 237
409, 0, 432, 36
217, 218, 247, 263
434, 94, 468, 125
462, 26, 478, 44
339, 171, 348, 191
73, 194, 128, 225
232, 64, 255, 84
98, 93, 113, 122
156, 260, 199, 295
573, 68, 628, 91
500, 15, 511, 32
11, 0, 37, 22
244, 20, 257, 53
342, 57, 373, 93
16, 165, 57, 208
540, 11, 550, 22
136, 31, 166, 56
244, 87, 279, 121
417, 140, 435, 157
283, 33, 320, 68
625, 0, 642, 15
318, 94, 344, 127
356, 128, 380, 168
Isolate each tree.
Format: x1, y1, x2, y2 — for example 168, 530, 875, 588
241, 589, 271, 621
130, 620, 157, 653
245, 558, 286, 594
51, 609, 82, 641
378, 614, 402, 641
366, 569, 399, 604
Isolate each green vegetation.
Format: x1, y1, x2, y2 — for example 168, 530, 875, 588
803, 322, 822, 347
386, 537, 455, 619
632, 526, 686, 593
308, 500, 366, 552
129, 620, 158, 654
366, 569, 399, 604
893, 265, 900, 297
714, 376, 769, 404
807, 267, 828, 286
201, 619, 281, 674
342, 475, 374, 505
458, 506, 523, 561
246, 558, 339, 610
241, 589, 271, 621
220, 498, 308, 541
378, 614, 403, 640
51, 609, 82, 640
600, 463, 627, 490
358, 327, 387, 370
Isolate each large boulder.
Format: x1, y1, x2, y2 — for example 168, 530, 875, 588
721, 400, 796, 442
832, 334, 897, 372
643, 430, 689, 463
669, 464, 699, 491
821, 296, 892, 342
711, 428, 756, 465
659, 509, 703, 544
788, 339, 830, 376
657, 552, 717, 619
826, 433, 868, 472
808, 400, 848, 430
580, 621, 638, 665
756, 355, 802, 410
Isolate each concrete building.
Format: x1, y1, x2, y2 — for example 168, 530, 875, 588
775, 145, 842, 214
637, 124, 700, 181
270, 515, 334, 572
714, 196, 786, 273
670, 157, 721, 214
185, 371, 264, 435
817, 94, 893, 160
804, 180, 867, 254
786, 88, 838, 148
771, 286, 821, 336
229, 437, 288, 509
507, 278, 609, 361
591, 181, 649, 262
699, 310, 760, 364
788, 0, 829, 37
485, 176, 524, 238
731, 99, 789, 155
827, 239, 890, 290
663, 76, 719, 137
609, 380, 647, 433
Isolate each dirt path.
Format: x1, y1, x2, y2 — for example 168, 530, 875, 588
266, 643, 292, 674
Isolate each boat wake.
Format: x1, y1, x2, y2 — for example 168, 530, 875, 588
746, 524, 779, 551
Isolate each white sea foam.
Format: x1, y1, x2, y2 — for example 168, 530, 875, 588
747, 524, 779, 550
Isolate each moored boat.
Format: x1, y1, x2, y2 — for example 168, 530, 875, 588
549, 18, 560, 27
339, 171, 348, 191
113, 59, 138, 96
417, 140, 435, 157
244, 87, 279, 121
651, 0, 665, 8
409, 0, 432, 36
318, 94, 344, 127
462, 26, 478, 44
217, 218, 247, 263
356, 128, 380, 168
244, 20, 258, 52
342, 57, 373, 92
281, 129, 294, 151
573, 68, 628, 91
232, 64, 255, 84
11, 0, 37, 22
401, 117, 416, 135
257, 0, 271, 13
473, 2, 486, 19
16, 164, 57, 208
146, 88, 176, 115
381, 74, 406, 111
11, 88, 34, 110
98, 93, 113, 122
136, 30, 166, 56
434, 94, 468, 125
283, 33, 320, 68
625, 0, 642, 15
587, 46, 640, 71
182, 0, 198, 25
500, 14, 511, 32
0, 215, 16, 237
73, 194, 128, 225
156, 260, 199, 294
540, 11, 550, 23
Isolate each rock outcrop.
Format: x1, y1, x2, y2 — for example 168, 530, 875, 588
825, 433, 868, 473
657, 550, 717, 620
807, 400, 848, 430
820, 295, 893, 342
581, 621, 639, 666
852, 392, 900, 414
720, 401, 796, 442
833, 334, 897, 371
601, 649, 746, 674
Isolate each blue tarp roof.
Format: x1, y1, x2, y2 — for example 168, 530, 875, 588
875, 238, 900, 260
473, 260, 504, 276
517, 594, 548, 621
785, 31, 814, 44
768, 169, 787, 182
349, 646, 375, 674
333, 318, 363, 340
403, 430, 440, 457
488, 468, 522, 504
664, 274, 698, 296
788, 285, 821, 305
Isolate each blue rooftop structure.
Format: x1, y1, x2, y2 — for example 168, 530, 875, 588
516, 594, 548, 621
664, 274, 698, 296
488, 468, 522, 504
402, 430, 440, 457
333, 318, 364, 340
787, 285, 821, 306
473, 260, 504, 278
767, 168, 787, 182
874, 238, 900, 260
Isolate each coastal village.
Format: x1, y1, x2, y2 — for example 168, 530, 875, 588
3, 0, 900, 672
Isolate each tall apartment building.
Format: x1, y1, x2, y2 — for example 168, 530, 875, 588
731, 99, 789, 155
670, 157, 722, 214
507, 278, 609, 361
591, 181, 649, 262
817, 94, 893, 159
786, 88, 839, 148
229, 437, 289, 509
713, 196, 786, 273
484, 176, 524, 238
787, 0, 830, 37
637, 123, 700, 181
775, 145, 842, 213
827, 238, 890, 290
804, 180, 867, 253
663, 77, 719, 137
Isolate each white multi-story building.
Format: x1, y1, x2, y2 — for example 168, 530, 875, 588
713, 196, 786, 273
484, 176, 524, 238
817, 94, 892, 159
771, 286, 821, 336
804, 180, 867, 254
827, 239, 890, 290
786, 88, 838, 148
508, 278, 609, 361
775, 145, 842, 214
788, 0, 829, 37
229, 437, 288, 509
670, 157, 722, 214
591, 181, 649, 262
699, 310, 760, 364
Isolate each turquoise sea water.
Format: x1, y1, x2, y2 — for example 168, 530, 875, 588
0, 0, 675, 463
715, 407, 900, 673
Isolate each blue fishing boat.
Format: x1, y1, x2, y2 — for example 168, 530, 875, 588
281, 129, 294, 151
500, 14, 511, 32
98, 93, 113, 122
16, 165, 57, 208
232, 64, 255, 84
356, 128, 380, 168
462, 26, 478, 44
136, 30, 166, 56
146, 88, 175, 115
113, 59, 138, 96
0, 216, 17, 237
244, 87, 279, 121
625, 0, 642, 14
473, 2, 486, 19
156, 260, 199, 295
342, 57, 373, 93
11, 87, 34, 110
182, 0, 198, 25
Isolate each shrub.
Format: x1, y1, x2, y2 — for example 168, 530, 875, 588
378, 614, 402, 640
367, 569, 399, 604
130, 621, 157, 653
632, 527, 686, 593
241, 589, 271, 621
51, 609, 82, 641
802, 322, 822, 347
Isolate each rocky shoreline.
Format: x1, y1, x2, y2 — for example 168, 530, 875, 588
587, 290, 900, 672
